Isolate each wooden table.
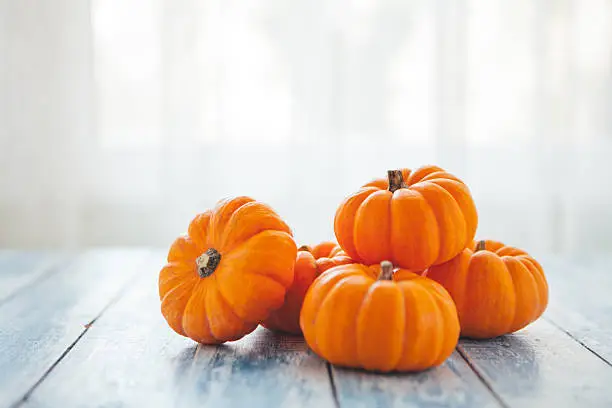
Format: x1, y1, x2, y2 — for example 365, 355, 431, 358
1, 249, 611, 408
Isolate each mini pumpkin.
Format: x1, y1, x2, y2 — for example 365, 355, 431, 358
334, 165, 478, 271
425, 240, 548, 339
262, 241, 353, 334
158, 196, 297, 344
300, 261, 460, 372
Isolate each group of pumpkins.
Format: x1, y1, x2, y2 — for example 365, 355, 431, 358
159, 165, 548, 372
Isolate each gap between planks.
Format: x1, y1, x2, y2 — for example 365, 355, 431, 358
326, 362, 341, 408
455, 346, 511, 408
8, 256, 149, 408
543, 316, 612, 368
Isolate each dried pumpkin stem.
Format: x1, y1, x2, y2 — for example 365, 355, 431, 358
475, 240, 486, 252
378, 261, 394, 281
387, 170, 406, 193
196, 248, 222, 278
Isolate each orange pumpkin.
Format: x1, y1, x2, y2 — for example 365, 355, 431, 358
425, 240, 548, 339
334, 165, 478, 271
262, 241, 353, 334
158, 196, 297, 344
300, 261, 460, 372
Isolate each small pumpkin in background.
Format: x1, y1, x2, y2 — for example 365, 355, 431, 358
425, 240, 548, 339
262, 241, 353, 335
334, 165, 478, 271
159, 196, 297, 344
300, 260, 460, 372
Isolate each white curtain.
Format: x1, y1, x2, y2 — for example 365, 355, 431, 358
1, 0, 612, 255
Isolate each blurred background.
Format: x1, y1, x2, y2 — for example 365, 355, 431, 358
1, 0, 611, 256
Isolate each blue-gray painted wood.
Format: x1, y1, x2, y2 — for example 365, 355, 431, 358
331, 352, 502, 408
0, 251, 66, 304
5, 250, 612, 408
180, 328, 335, 407
0, 249, 151, 407
540, 256, 612, 364
21, 254, 336, 408
459, 319, 612, 408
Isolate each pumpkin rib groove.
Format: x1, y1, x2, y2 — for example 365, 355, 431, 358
395, 285, 407, 371
335, 188, 377, 260
159, 262, 197, 299
183, 282, 218, 343
412, 182, 465, 265
420, 173, 464, 184
501, 257, 531, 332
208, 196, 254, 248
220, 229, 297, 289
354, 279, 377, 369
428, 179, 477, 246
198, 284, 216, 343
210, 274, 246, 324
310, 275, 357, 359
232, 260, 293, 292
517, 256, 549, 317
420, 190, 441, 265
188, 210, 213, 249
168, 235, 200, 263
218, 271, 287, 322
387, 283, 407, 371
417, 286, 444, 368
406, 165, 444, 185
160, 280, 196, 336
220, 201, 292, 253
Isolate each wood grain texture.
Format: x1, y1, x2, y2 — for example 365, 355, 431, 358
180, 329, 336, 408
22, 254, 336, 408
331, 352, 501, 408
0, 249, 150, 407
459, 318, 612, 408
541, 256, 612, 364
0, 251, 66, 304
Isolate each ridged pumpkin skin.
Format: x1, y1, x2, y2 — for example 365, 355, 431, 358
334, 165, 478, 271
425, 240, 548, 339
300, 261, 460, 372
262, 242, 353, 334
159, 196, 297, 344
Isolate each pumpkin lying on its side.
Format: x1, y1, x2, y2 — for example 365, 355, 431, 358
158, 196, 297, 344
425, 240, 548, 339
334, 165, 478, 271
300, 261, 460, 372
262, 241, 353, 335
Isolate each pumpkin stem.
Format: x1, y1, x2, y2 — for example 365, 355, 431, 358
196, 248, 222, 278
475, 240, 486, 252
387, 170, 406, 193
298, 245, 312, 253
378, 261, 394, 280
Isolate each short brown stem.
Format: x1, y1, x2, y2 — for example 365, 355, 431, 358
387, 170, 406, 193
298, 245, 312, 253
475, 240, 486, 252
196, 248, 222, 278
378, 261, 394, 280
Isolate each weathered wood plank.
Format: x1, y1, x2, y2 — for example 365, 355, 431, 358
180, 328, 335, 408
541, 256, 612, 364
459, 318, 612, 408
21, 255, 336, 408
0, 249, 150, 407
331, 352, 502, 408
0, 251, 66, 304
